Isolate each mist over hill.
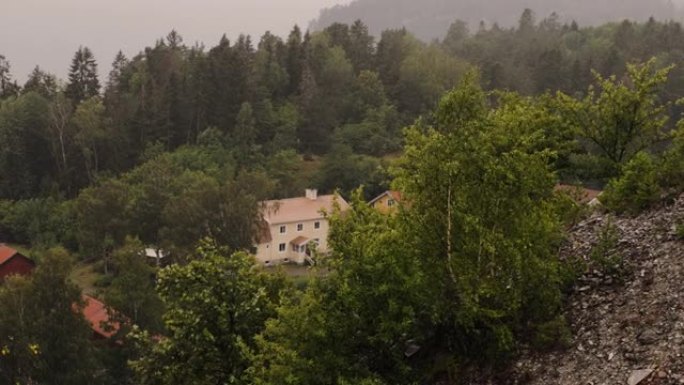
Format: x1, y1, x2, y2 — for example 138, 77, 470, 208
311, 0, 684, 40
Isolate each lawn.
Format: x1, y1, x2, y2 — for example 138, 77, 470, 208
70, 262, 102, 296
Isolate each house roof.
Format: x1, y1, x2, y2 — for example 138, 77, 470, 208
0, 244, 18, 265
0, 245, 33, 267
82, 295, 120, 339
369, 190, 402, 206
262, 194, 349, 225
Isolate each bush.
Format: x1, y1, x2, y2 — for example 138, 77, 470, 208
660, 123, 684, 194
601, 152, 661, 214
553, 189, 590, 228
532, 315, 572, 351
590, 219, 624, 278
559, 255, 588, 293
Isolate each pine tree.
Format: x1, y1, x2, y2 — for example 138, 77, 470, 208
23, 66, 58, 98
65, 46, 101, 104
0, 55, 20, 99
106, 51, 128, 93
348, 20, 375, 73
285, 25, 304, 94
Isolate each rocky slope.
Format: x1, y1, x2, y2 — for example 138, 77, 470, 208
508, 194, 684, 384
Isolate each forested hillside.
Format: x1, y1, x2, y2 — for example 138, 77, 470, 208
1, 12, 684, 385
311, 0, 683, 40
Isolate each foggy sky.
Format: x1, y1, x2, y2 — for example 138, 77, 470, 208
1, 0, 345, 82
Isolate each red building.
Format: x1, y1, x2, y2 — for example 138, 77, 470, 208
0, 244, 35, 281
82, 295, 121, 340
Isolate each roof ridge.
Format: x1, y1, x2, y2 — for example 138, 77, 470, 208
263, 194, 340, 203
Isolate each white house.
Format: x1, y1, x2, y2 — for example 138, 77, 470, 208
254, 189, 349, 265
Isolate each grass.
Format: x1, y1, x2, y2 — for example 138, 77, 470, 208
263, 263, 328, 290
70, 262, 102, 296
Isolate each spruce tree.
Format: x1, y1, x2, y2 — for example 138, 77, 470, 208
23, 66, 58, 98
65, 46, 101, 104
0, 54, 20, 99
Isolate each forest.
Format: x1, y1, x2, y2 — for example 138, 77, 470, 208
1, 9, 684, 384
311, 0, 683, 40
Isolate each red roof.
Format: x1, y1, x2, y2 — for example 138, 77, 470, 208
0, 244, 19, 265
82, 295, 120, 339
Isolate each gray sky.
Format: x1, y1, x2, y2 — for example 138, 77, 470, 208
1, 0, 345, 82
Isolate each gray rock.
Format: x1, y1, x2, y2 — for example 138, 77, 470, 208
637, 329, 658, 345
627, 369, 653, 385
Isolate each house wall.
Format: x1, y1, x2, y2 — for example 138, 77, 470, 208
372, 194, 397, 214
0, 256, 35, 281
255, 217, 330, 265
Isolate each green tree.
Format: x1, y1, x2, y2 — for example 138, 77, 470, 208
23, 66, 58, 98
72, 97, 114, 183
442, 20, 470, 55
558, 59, 672, 173
0, 54, 20, 99
232, 102, 257, 165
75, 178, 131, 272
66, 46, 101, 104
251, 193, 422, 385
601, 151, 661, 214
0, 247, 97, 385
394, 74, 564, 362
0, 92, 53, 199
130, 245, 284, 385
661, 118, 684, 192
106, 237, 164, 332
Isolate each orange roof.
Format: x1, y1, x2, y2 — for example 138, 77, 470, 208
82, 295, 120, 339
0, 244, 18, 265
262, 194, 349, 225
369, 190, 402, 206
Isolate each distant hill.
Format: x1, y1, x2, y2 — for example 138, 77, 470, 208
310, 0, 683, 40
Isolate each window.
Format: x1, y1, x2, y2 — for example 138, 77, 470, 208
279, 225, 286, 234
297, 223, 303, 231
278, 243, 286, 252
312, 238, 320, 245
387, 198, 396, 207
314, 221, 321, 229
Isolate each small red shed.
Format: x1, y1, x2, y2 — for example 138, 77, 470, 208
0, 244, 35, 281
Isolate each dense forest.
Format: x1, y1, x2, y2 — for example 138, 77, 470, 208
1, 10, 684, 384
311, 0, 683, 40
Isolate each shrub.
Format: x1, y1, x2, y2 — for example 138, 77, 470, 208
532, 315, 572, 351
660, 122, 684, 194
601, 152, 661, 214
590, 219, 624, 278
553, 188, 590, 227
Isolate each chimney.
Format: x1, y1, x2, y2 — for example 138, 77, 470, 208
305, 189, 318, 200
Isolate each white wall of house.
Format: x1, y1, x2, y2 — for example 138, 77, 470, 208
255, 217, 330, 265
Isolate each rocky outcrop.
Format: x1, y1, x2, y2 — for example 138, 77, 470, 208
510, 194, 684, 384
